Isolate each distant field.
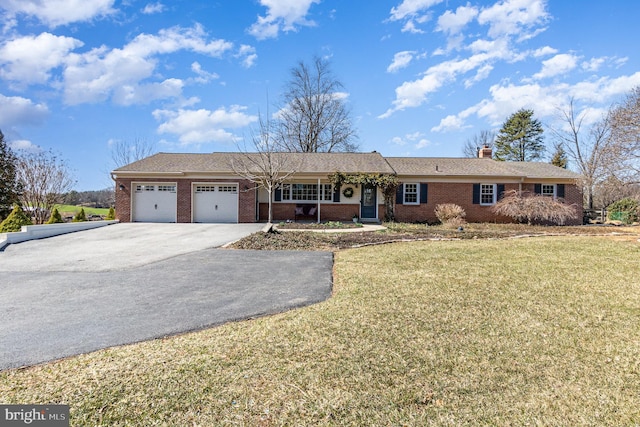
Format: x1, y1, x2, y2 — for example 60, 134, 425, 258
54, 204, 110, 216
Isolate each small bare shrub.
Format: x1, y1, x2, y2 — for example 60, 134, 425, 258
492, 190, 577, 225
435, 204, 467, 227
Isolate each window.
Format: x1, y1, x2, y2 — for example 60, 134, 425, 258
158, 185, 176, 192
541, 184, 555, 197
403, 183, 418, 204
279, 183, 333, 202
480, 184, 496, 205
196, 185, 215, 192
135, 184, 154, 192
218, 185, 237, 193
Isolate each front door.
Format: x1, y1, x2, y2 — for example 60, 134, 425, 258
360, 184, 377, 219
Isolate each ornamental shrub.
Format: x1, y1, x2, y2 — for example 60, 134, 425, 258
105, 206, 116, 220
434, 204, 466, 227
492, 190, 576, 225
0, 204, 33, 232
607, 198, 639, 224
46, 207, 64, 224
72, 208, 87, 222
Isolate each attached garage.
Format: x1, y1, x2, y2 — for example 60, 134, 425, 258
193, 183, 239, 223
131, 183, 177, 222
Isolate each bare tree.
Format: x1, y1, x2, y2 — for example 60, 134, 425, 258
609, 86, 640, 182
276, 56, 358, 153
230, 113, 298, 224
16, 150, 75, 224
110, 137, 156, 168
550, 99, 615, 209
462, 130, 495, 158
492, 190, 578, 225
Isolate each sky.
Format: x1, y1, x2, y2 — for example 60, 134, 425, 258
1, 0, 639, 191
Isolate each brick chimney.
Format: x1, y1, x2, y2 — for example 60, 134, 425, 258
478, 144, 492, 159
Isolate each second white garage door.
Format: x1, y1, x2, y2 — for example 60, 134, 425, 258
193, 184, 239, 223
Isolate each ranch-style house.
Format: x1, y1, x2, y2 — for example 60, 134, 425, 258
111, 147, 583, 225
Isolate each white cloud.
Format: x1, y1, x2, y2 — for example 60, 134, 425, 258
0, 94, 49, 128
142, 2, 165, 14
0, 0, 116, 28
477, 0, 549, 39
436, 4, 478, 36
431, 114, 467, 132
190, 62, 219, 84
248, 0, 321, 40
533, 53, 579, 80
0, 33, 83, 86
62, 25, 233, 105
387, 51, 416, 73
236, 45, 258, 68
9, 139, 41, 152
389, 0, 443, 21
153, 105, 258, 145
532, 45, 558, 58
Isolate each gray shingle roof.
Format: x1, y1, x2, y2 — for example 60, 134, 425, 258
385, 157, 580, 180
113, 152, 581, 180
114, 152, 395, 174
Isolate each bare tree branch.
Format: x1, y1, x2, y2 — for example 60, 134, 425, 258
110, 137, 157, 169
15, 150, 76, 224
462, 130, 496, 158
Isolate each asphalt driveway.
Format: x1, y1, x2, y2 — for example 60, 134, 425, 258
0, 223, 333, 370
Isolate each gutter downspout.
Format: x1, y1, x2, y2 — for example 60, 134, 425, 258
317, 178, 321, 224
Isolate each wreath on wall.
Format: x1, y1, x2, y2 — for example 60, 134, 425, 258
342, 187, 354, 198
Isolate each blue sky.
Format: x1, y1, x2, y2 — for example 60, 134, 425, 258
1, 0, 639, 190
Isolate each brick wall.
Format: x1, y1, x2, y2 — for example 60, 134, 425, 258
114, 178, 256, 223
394, 182, 583, 225
259, 203, 361, 222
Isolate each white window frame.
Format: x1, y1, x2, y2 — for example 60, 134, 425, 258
403, 183, 419, 205
280, 183, 333, 202
480, 184, 497, 206
541, 184, 556, 198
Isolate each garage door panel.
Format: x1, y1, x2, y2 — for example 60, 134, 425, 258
132, 184, 177, 222
193, 184, 238, 223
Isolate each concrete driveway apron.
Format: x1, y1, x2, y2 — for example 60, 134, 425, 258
0, 223, 333, 370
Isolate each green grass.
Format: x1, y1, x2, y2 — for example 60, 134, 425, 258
1, 236, 639, 425
54, 204, 109, 217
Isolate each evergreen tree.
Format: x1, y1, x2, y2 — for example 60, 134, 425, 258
105, 206, 116, 220
0, 204, 32, 232
550, 144, 568, 168
46, 207, 64, 224
494, 109, 545, 162
72, 208, 87, 222
0, 131, 20, 221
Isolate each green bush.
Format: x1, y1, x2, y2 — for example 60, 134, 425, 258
72, 208, 87, 222
607, 198, 639, 224
0, 204, 33, 232
105, 206, 116, 220
46, 207, 64, 224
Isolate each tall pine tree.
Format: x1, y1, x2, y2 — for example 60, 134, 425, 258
0, 130, 20, 221
494, 109, 545, 161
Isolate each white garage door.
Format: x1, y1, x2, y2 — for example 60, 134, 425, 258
132, 183, 177, 222
193, 184, 238, 223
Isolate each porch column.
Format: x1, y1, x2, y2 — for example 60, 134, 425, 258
317, 178, 321, 223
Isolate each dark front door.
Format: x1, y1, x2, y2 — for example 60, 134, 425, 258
361, 184, 377, 219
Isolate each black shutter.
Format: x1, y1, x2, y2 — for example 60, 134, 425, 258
497, 184, 505, 200
396, 183, 404, 205
333, 184, 341, 202
274, 187, 282, 202
420, 183, 428, 204
472, 183, 480, 204
557, 184, 565, 198
534, 184, 542, 194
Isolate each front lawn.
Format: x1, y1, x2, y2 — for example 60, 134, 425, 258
1, 236, 638, 425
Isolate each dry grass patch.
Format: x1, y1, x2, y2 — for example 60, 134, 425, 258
1, 237, 639, 425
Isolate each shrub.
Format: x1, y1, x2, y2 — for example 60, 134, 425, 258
492, 190, 577, 225
105, 206, 116, 220
607, 197, 639, 224
72, 208, 87, 222
435, 204, 467, 227
0, 204, 33, 232
46, 207, 64, 224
